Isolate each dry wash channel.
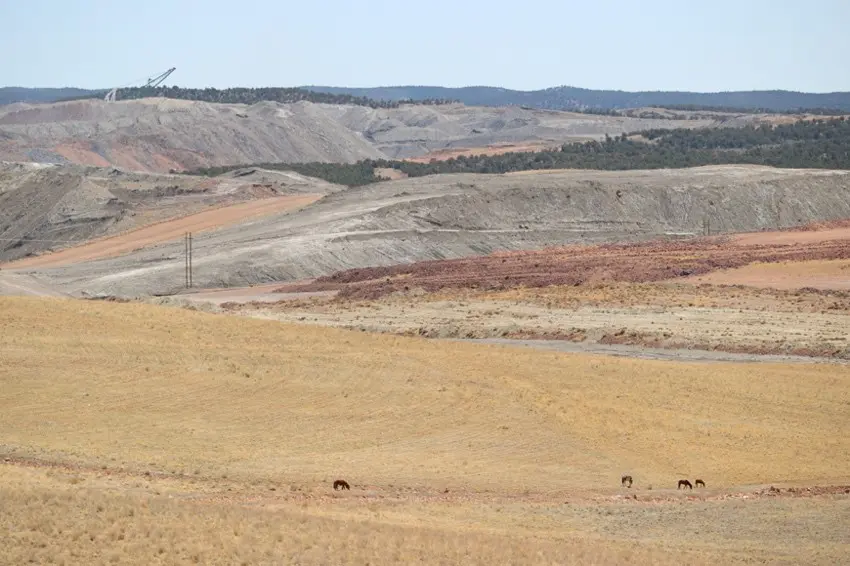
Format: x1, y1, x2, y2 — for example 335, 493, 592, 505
1, 297, 849, 564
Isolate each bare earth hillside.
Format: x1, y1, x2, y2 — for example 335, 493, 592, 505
220, 220, 850, 362
0, 162, 339, 263
9, 165, 850, 297
0, 98, 750, 172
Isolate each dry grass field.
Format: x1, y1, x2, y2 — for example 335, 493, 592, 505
2, 296, 849, 564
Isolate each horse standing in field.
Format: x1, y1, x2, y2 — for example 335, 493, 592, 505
678, 479, 693, 490
621, 475, 633, 488
333, 479, 350, 491
695, 479, 705, 488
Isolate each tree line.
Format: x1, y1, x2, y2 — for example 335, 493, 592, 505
105, 86, 457, 108
304, 85, 850, 112
188, 117, 850, 186
657, 104, 849, 116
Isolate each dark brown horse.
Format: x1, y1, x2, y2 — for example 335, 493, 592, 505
678, 479, 693, 490
621, 475, 633, 488
695, 479, 705, 488
333, 479, 350, 491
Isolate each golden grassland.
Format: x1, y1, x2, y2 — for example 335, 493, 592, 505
2, 465, 719, 566
2, 296, 850, 564
3, 296, 850, 487
3, 463, 848, 566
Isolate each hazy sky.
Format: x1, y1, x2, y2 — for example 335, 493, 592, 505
2, 0, 848, 92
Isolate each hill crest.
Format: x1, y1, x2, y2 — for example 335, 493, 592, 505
303, 85, 850, 112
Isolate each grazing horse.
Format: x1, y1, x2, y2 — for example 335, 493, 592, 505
678, 479, 693, 490
695, 479, 705, 488
621, 475, 633, 488
333, 479, 350, 491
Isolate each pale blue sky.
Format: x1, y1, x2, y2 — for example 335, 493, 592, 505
2, 0, 848, 92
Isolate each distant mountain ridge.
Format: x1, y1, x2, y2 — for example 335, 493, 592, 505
303, 85, 850, 112
5, 84, 850, 112
0, 87, 99, 105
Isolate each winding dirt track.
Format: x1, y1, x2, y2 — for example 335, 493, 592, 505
1, 194, 320, 270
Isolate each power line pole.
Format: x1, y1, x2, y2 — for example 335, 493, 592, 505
184, 232, 193, 288
189, 232, 193, 288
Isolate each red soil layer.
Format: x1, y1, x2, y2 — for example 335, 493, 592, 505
280, 225, 850, 300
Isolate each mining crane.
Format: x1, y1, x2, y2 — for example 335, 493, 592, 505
104, 67, 177, 102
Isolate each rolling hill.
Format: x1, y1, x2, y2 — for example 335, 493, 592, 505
0, 87, 99, 105
304, 85, 850, 112
7, 84, 850, 112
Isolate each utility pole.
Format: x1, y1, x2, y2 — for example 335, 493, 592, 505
184, 232, 193, 288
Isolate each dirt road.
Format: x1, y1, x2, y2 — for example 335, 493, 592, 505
2, 194, 320, 269
452, 338, 845, 365
177, 283, 335, 305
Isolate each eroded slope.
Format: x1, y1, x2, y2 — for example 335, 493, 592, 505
0, 162, 339, 263
0, 98, 739, 172
17, 165, 850, 297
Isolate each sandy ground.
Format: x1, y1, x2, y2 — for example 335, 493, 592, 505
690, 259, 850, 290
2, 194, 320, 269
730, 226, 850, 245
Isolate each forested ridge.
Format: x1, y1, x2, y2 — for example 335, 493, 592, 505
189, 118, 850, 186
7, 84, 850, 113
53, 86, 456, 108
305, 85, 850, 112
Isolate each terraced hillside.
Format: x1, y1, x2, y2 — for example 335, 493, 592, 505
239, 219, 850, 362
8, 165, 850, 298
0, 98, 759, 172
0, 162, 339, 263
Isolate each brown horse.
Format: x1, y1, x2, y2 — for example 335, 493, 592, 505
695, 479, 705, 488
333, 479, 350, 490
678, 479, 693, 490
621, 475, 633, 488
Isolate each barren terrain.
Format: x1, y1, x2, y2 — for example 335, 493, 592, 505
9, 165, 850, 298
239, 282, 850, 361
0, 98, 766, 172
282, 220, 850, 300
1, 297, 848, 564
3, 194, 319, 269
0, 162, 339, 263
690, 259, 850, 289
192, 218, 850, 363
